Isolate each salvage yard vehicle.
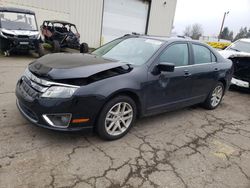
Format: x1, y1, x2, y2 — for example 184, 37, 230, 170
0, 7, 44, 56
219, 38, 250, 90
16, 34, 233, 140
40, 20, 88, 53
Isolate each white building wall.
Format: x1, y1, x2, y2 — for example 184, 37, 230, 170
147, 0, 177, 36
0, 0, 70, 27
0, 0, 177, 47
69, 0, 103, 48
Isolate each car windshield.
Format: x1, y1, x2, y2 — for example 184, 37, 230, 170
227, 40, 250, 53
0, 11, 37, 30
92, 37, 163, 65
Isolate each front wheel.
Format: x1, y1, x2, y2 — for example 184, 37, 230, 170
203, 82, 224, 110
96, 96, 137, 140
52, 40, 60, 53
37, 43, 45, 57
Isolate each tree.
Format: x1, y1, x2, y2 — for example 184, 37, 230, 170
234, 27, 249, 41
219, 27, 234, 41
229, 31, 234, 41
191, 24, 203, 40
246, 28, 250, 38
183, 23, 203, 40
183, 25, 192, 37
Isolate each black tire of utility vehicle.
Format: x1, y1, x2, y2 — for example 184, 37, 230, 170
37, 43, 45, 57
52, 40, 60, 53
96, 95, 137, 140
80, 42, 89, 53
203, 82, 224, 110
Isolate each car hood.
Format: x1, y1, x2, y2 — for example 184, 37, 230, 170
0, 28, 39, 36
29, 53, 131, 80
219, 50, 250, 59
219, 50, 250, 81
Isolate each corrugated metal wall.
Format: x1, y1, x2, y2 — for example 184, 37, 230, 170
0, 0, 70, 26
69, 0, 103, 48
147, 0, 177, 36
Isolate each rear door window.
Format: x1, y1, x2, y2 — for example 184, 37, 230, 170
192, 44, 216, 64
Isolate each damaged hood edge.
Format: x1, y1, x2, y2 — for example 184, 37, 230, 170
47, 62, 132, 80
28, 53, 132, 80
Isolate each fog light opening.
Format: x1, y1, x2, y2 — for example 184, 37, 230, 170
42, 114, 72, 128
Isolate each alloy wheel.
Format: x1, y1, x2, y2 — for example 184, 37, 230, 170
210, 85, 223, 107
105, 102, 133, 136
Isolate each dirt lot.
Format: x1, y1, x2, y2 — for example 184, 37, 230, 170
0, 55, 250, 188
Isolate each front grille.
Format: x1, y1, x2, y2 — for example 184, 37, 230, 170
18, 35, 29, 39
19, 71, 49, 99
20, 78, 40, 98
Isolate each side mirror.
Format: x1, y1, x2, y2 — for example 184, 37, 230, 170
158, 62, 175, 72
152, 62, 175, 75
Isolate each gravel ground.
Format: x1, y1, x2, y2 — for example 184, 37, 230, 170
0, 55, 250, 188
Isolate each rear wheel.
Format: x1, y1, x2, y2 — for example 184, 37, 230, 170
96, 96, 137, 140
52, 40, 60, 53
203, 82, 224, 110
80, 42, 89, 53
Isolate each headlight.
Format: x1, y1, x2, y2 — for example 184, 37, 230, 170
41, 86, 77, 98
0, 31, 8, 38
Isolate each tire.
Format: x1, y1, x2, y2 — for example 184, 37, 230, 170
80, 42, 89, 53
37, 43, 45, 57
52, 40, 60, 53
96, 95, 137, 140
203, 82, 224, 110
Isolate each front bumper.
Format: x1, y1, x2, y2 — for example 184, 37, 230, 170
231, 77, 250, 89
1, 36, 39, 51
16, 79, 99, 131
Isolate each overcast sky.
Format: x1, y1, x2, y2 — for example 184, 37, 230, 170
173, 0, 250, 37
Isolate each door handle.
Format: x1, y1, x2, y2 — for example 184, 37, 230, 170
184, 70, 191, 77
214, 68, 219, 71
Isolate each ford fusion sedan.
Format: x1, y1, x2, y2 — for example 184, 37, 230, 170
16, 35, 233, 140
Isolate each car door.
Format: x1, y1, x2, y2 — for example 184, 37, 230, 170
188, 43, 219, 101
145, 42, 194, 114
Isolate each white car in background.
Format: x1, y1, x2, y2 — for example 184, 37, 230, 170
219, 38, 250, 89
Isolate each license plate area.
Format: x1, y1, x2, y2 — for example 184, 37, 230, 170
19, 42, 29, 45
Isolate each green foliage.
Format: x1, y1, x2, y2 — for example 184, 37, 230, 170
42, 43, 53, 50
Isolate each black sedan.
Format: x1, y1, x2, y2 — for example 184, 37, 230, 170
16, 34, 233, 140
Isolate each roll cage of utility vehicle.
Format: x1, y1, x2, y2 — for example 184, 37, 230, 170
40, 20, 88, 53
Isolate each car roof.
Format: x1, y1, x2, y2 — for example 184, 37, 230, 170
0, 7, 35, 14
127, 34, 204, 44
43, 20, 75, 26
